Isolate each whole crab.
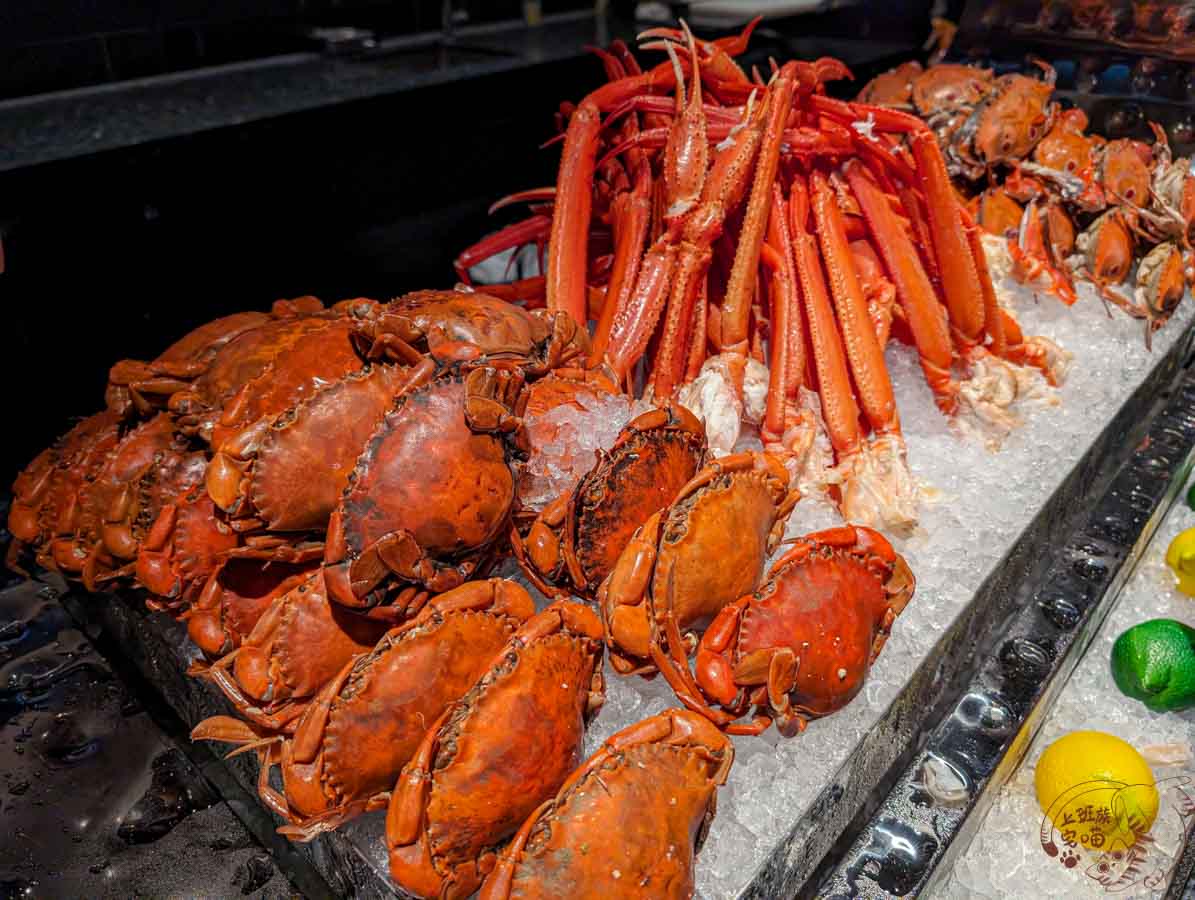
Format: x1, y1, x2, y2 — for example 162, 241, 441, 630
598, 452, 798, 682
138, 486, 239, 609
191, 569, 391, 730
386, 601, 605, 900
948, 65, 1057, 179
104, 306, 285, 420
183, 558, 318, 658
7, 410, 122, 571
48, 413, 199, 589
350, 288, 588, 374
192, 579, 535, 838
689, 525, 914, 735
206, 364, 415, 536
480, 709, 733, 900
510, 403, 707, 599
168, 303, 354, 440
323, 365, 523, 607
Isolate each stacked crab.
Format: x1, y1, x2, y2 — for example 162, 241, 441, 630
858, 60, 1195, 347
458, 20, 1069, 537
7, 273, 916, 896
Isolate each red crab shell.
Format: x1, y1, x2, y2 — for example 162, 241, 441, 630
37, 414, 126, 574
138, 486, 240, 608
1100, 138, 1153, 208
206, 316, 367, 452
480, 709, 733, 900
911, 63, 993, 120
324, 366, 521, 607
598, 451, 799, 680
8, 410, 122, 563
100, 446, 209, 569
351, 289, 588, 374
105, 309, 276, 419
193, 568, 391, 731
693, 525, 915, 736
192, 579, 536, 839
856, 61, 923, 108
207, 364, 416, 534
385, 601, 605, 900
971, 72, 1056, 168
510, 402, 708, 599
184, 558, 318, 658
168, 307, 347, 440
48, 413, 194, 587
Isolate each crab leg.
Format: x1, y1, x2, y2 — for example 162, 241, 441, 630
789, 174, 861, 459
810, 168, 899, 434
720, 62, 798, 355
589, 164, 653, 365
453, 214, 552, 284
547, 60, 681, 325
844, 159, 958, 414
605, 77, 764, 382
761, 183, 808, 441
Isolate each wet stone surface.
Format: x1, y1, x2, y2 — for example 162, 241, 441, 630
0, 575, 292, 898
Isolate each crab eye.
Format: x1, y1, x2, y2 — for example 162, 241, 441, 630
1002, 139, 1013, 153
1066, 160, 1077, 171
1125, 188, 1136, 200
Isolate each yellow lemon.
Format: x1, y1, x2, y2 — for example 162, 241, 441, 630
1165, 527, 1195, 596
1035, 730, 1159, 852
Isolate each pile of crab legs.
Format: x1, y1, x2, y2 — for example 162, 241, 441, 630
7, 276, 915, 894
457, 18, 1069, 532
859, 58, 1195, 348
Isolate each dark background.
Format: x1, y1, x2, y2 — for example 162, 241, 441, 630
0, 0, 938, 482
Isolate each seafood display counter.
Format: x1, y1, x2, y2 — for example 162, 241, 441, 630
10, 9, 1195, 900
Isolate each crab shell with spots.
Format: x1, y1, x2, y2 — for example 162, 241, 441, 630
323, 365, 524, 608
692, 525, 915, 736
350, 288, 588, 374
192, 578, 536, 839
386, 601, 605, 900
910, 63, 994, 130
189, 568, 391, 732
479, 708, 733, 900
510, 402, 708, 600
597, 451, 799, 686
206, 363, 417, 538
1098, 138, 1153, 209
969, 70, 1057, 170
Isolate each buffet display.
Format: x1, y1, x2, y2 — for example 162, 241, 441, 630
858, 59, 1195, 346
7, 14, 1195, 899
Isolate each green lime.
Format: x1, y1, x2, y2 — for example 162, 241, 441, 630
1111, 618, 1195, 712
1187, 481, 1195, 512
